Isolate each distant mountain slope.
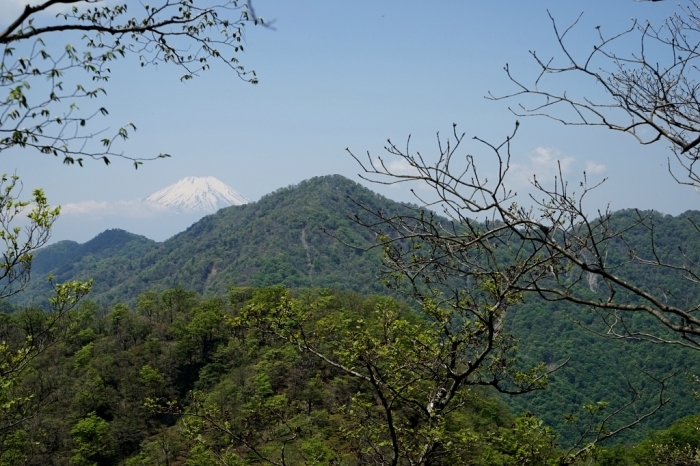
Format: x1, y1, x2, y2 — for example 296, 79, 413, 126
25, 229, 158, 300
23, 177, 700, 311
19, 175, 409, 304
145, 176, 249, 212
108, 175, 400, 301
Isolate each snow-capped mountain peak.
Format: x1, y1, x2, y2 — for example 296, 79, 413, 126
145, 176, 248, 212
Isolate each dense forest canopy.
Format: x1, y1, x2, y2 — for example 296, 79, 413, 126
0, 284, 693, 465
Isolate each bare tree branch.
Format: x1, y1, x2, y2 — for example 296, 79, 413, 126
490, 3, 700, 186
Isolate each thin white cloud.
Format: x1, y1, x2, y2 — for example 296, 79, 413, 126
370, 157, 421, 177
61, 199, 171, 218
585, 161, 607, 175
368, 157, 423, 190
509, 147, 575, 188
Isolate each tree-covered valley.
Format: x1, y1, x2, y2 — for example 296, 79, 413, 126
1, 174, 699, 465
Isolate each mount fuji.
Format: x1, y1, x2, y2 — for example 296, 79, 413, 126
145, 176, 249, 213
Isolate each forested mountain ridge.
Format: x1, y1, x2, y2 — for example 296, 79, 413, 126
19, 175, 407, 304
24, 175, 700, 310
26, 229, 159, 301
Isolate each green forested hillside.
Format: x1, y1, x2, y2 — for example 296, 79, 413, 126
505, 300, 700, 445
27, 229, 158, 300
504, 210, 700, 444
10, 175, 700, 451
20, 175, 409, 304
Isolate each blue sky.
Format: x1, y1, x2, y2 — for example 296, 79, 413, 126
1, 0, 696, 242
